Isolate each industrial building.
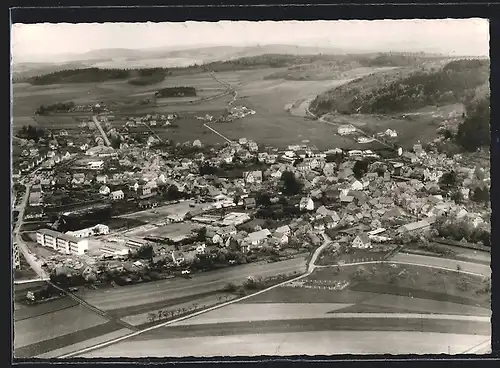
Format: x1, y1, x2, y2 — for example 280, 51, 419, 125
36, 228, 89, 255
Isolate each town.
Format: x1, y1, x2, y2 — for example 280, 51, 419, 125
12, 110, 491, 293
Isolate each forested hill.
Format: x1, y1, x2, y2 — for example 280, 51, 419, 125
310, 58, 490, 115
16, 52, 447, 86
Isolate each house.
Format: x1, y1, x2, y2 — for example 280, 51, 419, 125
88, 160, 104, 170
246, 229, 272, 246
350, 179, 364, 191
299, 197, 314, 211
338, 124, 357, 136
248, 141, 259, 152
238, 138, 248, 145
398, 217, 436, 234
96, 174, 108, 184
340, 194, 355, 203
110, 189, 125, 201
275, 225, 291, 236
244, 197, 256, 209
243, 171, 263, 184
273, 232, 289, 245
352, 233, 372, 249
99, 185, 110, 195
71, 173, 85, 186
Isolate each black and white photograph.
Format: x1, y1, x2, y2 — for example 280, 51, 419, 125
11, 19, 491, 358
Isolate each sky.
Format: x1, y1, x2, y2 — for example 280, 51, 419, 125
11, 19, 489, 62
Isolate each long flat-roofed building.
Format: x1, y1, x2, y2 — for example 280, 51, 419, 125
36, 228, 89, 255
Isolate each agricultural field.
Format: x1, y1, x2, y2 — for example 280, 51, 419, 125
14, 299, 126, 358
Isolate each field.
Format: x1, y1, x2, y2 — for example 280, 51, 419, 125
82, 330, 490, 357
77, 253, 491, 357
14, 298, 127, 358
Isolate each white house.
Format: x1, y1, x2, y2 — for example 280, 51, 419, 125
88, 161, 104, 170
299, 197, 315, 211
246, 229, 272, 246
110, 190, 125, 200
350, 179, 364, 191
275, 225, 291, 236
243, 171, 263, 184
99, 185, 111, 195
352, 233, 372, 249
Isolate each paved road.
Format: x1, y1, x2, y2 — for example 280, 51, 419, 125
91, 115, 112, 147
203, 123, 233, 144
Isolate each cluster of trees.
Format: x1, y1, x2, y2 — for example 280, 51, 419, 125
17, 124, 47, 142
311, 58, 489, 115
25, 67, 172, 85
155, 86, 197, 98
433, 217, 490, 246
456, 95, 490, 152
36, 101, 75, 115
280, 171, 303, 195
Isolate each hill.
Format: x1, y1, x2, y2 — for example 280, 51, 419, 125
263, 53, 444, 81
310, 58, 490, 115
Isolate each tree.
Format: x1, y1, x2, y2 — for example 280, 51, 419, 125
256, 192, 271, 206
353, 159, 369, 179
164, 184, 181, 200
281, 171, 303, 195
137, 244, 154, 260
439, 171, 457, 189
472, 186, 490, 203
456, 97, 490, 152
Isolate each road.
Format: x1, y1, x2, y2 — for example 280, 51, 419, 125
203, 123, 233, 144
91, 115, 112, 147
14, 183, 50, 280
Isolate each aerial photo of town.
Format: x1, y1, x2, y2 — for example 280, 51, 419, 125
11, 19, 491, 358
